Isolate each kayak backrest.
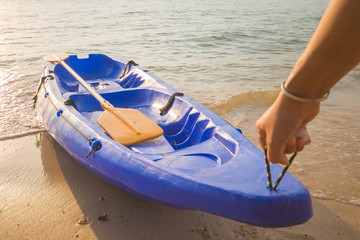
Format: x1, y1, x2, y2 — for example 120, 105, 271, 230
118, 72, 145, 89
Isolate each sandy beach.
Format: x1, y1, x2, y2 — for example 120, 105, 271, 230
1, 132, 359, 240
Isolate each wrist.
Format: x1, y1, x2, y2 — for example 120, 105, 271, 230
276, 91, 320, 121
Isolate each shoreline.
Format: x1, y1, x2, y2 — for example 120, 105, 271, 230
1, 133, 359, 240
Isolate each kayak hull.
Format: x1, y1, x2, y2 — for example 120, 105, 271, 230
36, 54, 312, 227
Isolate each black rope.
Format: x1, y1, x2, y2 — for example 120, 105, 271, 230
264, 146, 297, 190
264, 146, 273, 190
159, 92, 184, 115
273, 152, 297, 190
119, 60, 138, 79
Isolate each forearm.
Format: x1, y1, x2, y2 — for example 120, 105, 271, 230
285, 0, 360, 99
256, 0, 360, 164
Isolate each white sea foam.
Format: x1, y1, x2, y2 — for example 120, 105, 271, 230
0, 129, 46, 141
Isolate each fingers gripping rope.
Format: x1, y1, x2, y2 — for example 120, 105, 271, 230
264, 146, 297, 190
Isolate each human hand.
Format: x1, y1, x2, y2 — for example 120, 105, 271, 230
256, 92, 320, 165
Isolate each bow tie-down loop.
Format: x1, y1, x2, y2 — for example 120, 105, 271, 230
264, 146, 297, 190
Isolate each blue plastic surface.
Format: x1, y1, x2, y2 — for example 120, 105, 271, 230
36, 54, 312, 227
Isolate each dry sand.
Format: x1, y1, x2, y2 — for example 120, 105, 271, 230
1, 133, 360, 240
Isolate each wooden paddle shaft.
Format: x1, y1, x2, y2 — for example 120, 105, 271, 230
53, 55, 140, 134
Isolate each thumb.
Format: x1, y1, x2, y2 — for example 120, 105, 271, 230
294, 128, 311, 145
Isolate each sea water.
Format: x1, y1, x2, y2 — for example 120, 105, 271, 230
0, 0, 359, 207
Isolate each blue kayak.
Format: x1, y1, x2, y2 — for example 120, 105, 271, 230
35, 54, 312, 227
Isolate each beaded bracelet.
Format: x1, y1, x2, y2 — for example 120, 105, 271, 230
281, 81, 330, 103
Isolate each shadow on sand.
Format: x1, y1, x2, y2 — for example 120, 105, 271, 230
37, 132, 360, 240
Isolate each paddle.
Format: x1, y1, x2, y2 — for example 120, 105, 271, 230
45, 53, 163, 146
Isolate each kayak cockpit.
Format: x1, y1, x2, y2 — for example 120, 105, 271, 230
66, 89, 238, 169
49, 54, 239, 171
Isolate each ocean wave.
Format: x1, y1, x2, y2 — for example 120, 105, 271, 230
207, 90, 279, 114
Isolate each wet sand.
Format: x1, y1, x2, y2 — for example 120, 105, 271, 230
1, 133, 360, 240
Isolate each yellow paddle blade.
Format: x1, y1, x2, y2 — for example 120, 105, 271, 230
98, 108, 164, 146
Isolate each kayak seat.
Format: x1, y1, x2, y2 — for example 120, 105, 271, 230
53, 54, 124, 92
52, 68, 79, 92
